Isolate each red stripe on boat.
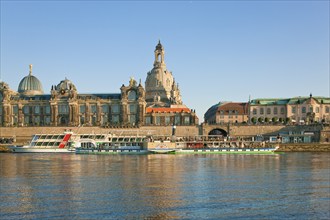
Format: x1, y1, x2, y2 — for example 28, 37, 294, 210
59, 133, 72, 148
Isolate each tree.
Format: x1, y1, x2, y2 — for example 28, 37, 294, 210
258, 117, 264, 123
251, 117, 257, 124
285, 117, 291, 124
272, 117, 278, 123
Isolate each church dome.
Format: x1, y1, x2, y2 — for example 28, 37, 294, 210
18, 65, 44, 95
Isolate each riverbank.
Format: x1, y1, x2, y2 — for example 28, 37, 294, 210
277, 143, 330, 152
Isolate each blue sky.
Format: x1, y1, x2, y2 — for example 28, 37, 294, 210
1, 1, 329, 121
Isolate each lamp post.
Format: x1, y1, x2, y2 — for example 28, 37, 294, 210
172, 124, 176, 136
171, 123, 176, 142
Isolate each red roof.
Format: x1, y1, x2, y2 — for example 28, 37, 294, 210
146, 107, 191, 113
217, 102, 248, 115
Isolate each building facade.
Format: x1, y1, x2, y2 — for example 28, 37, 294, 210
204, 102, 248, 124
0, 42, 198, 127
249, 95, 330, 124
205, 95, 330, 125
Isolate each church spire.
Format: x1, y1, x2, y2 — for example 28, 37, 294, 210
154, 40, 165, 66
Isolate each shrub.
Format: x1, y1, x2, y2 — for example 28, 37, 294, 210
272, 117, 278, 123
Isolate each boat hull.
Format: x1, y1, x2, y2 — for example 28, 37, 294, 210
177, 148, 278, 154
9, 146, 75, 153
75, 148, 148, 155
148, 148, 177, 154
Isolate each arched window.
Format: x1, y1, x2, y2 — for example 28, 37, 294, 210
128, 90, 137, 101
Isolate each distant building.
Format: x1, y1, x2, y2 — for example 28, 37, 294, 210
204, 94, 330, 125
204, 102, 248, 124
249, 94, 330, 124
0, 67, 145, 127
0, 42, 198, 127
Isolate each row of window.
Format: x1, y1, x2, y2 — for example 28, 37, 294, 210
252, 106, 330, 115
291, 106, 330, 114
145, 115, 190, 125
7, 104, 138, 115
79, 104, 136, 114
252, 107, 285, 115
219, 110, 239, 115
79, 114, 137, 125
220, 115, 239, 119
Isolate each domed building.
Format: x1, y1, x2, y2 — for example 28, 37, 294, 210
144, 41, 198, 126
145, 41, 182, 106
0, 43, 199, 127
18, 65, 44, 95
0, 65, 146, 127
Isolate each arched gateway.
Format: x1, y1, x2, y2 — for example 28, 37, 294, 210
208, 128, 227, 137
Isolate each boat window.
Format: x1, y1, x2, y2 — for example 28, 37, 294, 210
45, 135, 51, 139
124, 138, 129, 142
36, 142, 43, 146
136, 138, 141, 142
53, 135, 59, 139
59, 135, 65, 139
40, 135, 47, 139
118, 138, 124, 142
55, 142, 61, 146
112, 138, 118, 142
82, 135, 89, 139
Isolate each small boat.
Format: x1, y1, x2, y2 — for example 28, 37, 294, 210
9, 131, 75, 153
144, 140, 178, 154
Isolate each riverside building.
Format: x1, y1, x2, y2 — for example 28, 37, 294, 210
0, 42, 198, 127
204, 95, 330, 125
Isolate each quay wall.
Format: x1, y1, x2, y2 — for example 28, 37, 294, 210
1, 125, 328, 145
0, 126, 200, 144
277, 143, 330, 152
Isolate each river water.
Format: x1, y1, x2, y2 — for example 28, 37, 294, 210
0, 153, 329, 219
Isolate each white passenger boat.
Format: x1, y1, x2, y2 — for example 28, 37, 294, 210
74, 135, 148, 154
9, 131, 75, 153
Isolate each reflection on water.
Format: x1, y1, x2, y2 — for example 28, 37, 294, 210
0, 153, 329, 219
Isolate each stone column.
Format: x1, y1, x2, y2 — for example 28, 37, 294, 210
97, 103, 101, 126
121, 102, 128, 125
18, 104, 23, 126
51, 104, 58, 126
138, 103, 145, 126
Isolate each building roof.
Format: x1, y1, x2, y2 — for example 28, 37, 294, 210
217, 102, 248, 115
251, 96, 330, 106
250, 98, 289, 106
146, 107, 191, 113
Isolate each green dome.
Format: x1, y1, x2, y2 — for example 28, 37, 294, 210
18, 65, 43, 95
